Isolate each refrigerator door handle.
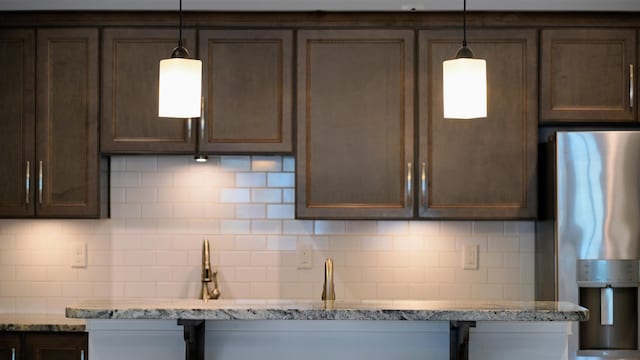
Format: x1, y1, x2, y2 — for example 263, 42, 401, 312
601, 286, 614, 326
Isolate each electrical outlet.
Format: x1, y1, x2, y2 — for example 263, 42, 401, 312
71, 241, 87, 268
297, 242, 313, 269
462, 244, 478, 270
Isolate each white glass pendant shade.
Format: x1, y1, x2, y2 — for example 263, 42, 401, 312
442, 57, 487, 119
158, 57, 202, 118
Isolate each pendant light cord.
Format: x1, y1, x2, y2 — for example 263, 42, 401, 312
462, 0, 467, 47
178, 0, 183, 48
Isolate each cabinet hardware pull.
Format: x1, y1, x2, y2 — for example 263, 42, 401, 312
38, 160, 43, 205
631, 64, 634, 110
421, 162, 427, 207
187, 118, 192, 140
200, 96, 206, 141
406, 162, 412, 206
25, 161, 30, 205
11, 348, 15, 360
80, 349, 85, 360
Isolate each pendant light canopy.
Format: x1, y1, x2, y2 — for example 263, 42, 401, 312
158, 0, 202, 118
442, 0, 487, 119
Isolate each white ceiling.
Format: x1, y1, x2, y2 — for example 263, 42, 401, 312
0, 0, 638, 11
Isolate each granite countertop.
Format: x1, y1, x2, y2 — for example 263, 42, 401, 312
66, 299, 588, 322
0, 314, 86, 332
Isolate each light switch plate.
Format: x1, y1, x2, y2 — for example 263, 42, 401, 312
71, 241, 87, 268
462, 244, 478, 270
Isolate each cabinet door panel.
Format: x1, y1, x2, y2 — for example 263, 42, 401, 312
0, 30, 35, 217
25, 333, 87, 360
0, 333, 21, 360
36, 28, 100, 217
199, 30, 292, 153
540, 29, 636, 122
297, 30, 414, 219
101, 28, 197, 153
419, 29, 537, 219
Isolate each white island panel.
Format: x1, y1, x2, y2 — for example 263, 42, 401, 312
87, 319, 572, 360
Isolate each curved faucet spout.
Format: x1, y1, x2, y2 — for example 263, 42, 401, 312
322, 258, 335, 301
201, 239, 220, 301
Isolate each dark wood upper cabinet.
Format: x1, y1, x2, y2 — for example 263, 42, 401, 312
540, 28, 637, 123
101, 28, 197, 153
24, 333, 88, 360
0, 29, 35, 217
198, 30, 293, 153
296, 29, 415, 219
0, 28, 102, 218
418, 29, 538, 219
36, 28, 101, 217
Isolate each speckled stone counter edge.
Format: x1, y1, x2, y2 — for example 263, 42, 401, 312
66, 301, 589, 322
0, 315, 86, 332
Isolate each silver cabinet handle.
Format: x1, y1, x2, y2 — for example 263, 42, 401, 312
38, 160, 43, 205
406, 162, 412, 206
421, 162, 427, 207
25, 161, 30, 205
200, 96, 206, 142
186, 118, 192, 140
80, 349, 85, 360
11, 348, 15, 360
630, 64, 634, 110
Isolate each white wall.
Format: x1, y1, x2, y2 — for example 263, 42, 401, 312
0, 0, 637, 11
0, 155, 535, 315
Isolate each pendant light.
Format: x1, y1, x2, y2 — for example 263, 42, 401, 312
158, 0, 202, 118
442, 0, 487, 119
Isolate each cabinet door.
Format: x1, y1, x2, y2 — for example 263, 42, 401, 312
24, 333, 87, 360
418, 29, 538, 219
540, 29, 636, 122
296, 30, 414, 219
101, 28, 197, 153
0, 333, 21, 360
36, 29, 100, 217
199, 30, 292, 153
0, 30, 35, 217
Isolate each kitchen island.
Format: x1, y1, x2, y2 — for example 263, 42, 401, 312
66, 299, 587, 360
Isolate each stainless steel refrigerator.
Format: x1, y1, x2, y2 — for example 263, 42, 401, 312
537, 131, 640, 360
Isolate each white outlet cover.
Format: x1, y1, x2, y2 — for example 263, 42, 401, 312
297, 242, 313, 269
71, 241, 87, 268
462, 244, 478, 270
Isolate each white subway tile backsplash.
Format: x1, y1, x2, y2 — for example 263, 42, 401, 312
488, 236, 520, 252
235, 235, 267, 251
282, 156, 295, 172
378, 221, 408, 235
251, 220, 282, 234
221, 156, 251, 171
0, 155, 537, 314
141, 204, 172, 218
282, 189, 295, 203
282, 220, 313, 235
267, 204, 294, 219
236, 173, 267, 187
267, 236, 297, 251
346, 221, 377, 234
220, 220, 251, 234
221, 188, 251, 203
314, 221, 346, 235
251, 156, 282, 172
126, 156, 158, 171
267, 173, 294, 187
251, 189, 281, 203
